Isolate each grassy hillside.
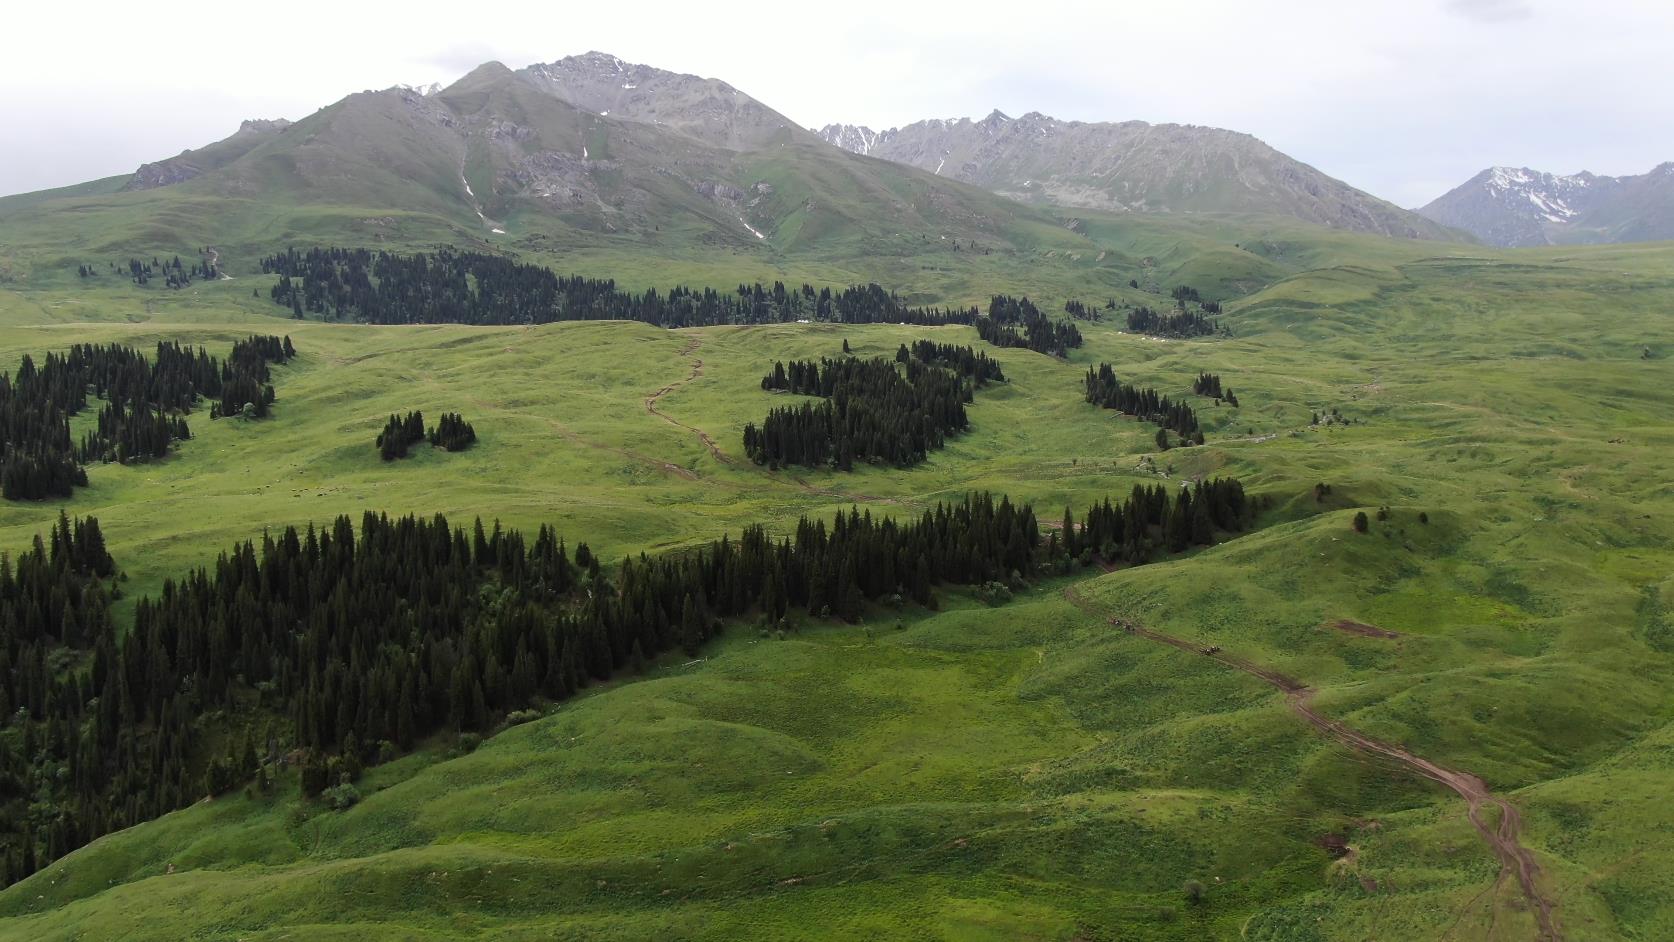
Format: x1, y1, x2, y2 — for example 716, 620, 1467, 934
0, 219, 1670, 940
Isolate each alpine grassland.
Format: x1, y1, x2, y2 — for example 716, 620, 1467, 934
0, 202, 1671, 942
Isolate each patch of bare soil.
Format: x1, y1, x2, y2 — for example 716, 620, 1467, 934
1326, 618, 1401, 639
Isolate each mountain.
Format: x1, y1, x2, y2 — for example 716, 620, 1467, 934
817, 111, 1459, 240
0, 53, 1088, 273
519, 50, 813, 151
1419, 163, 1674, 247
123, 119, 292, 190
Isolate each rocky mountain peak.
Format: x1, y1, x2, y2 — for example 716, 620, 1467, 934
815, 107, 1455, 239
237, 118, 292, 135
816, 123, 885, 155
1421, 161, 1674, 246
516, 52, 804, 150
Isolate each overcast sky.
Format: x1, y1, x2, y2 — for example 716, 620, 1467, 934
3, 0, 1670, 206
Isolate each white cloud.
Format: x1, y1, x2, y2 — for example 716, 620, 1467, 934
1446, 0, 1535, 22
0, 0, 1670, 206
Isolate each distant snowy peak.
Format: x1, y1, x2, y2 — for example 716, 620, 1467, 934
1481, 166, 1593, 222
394, 82, 442, 97
816, 124, 888, 155
1422, 161, 1674, 247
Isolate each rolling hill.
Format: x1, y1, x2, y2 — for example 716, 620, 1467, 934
0, 228, 1672, 940
2, 43, 1674, 942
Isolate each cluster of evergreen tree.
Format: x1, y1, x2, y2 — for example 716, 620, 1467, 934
0, 513, 116, 879
1084, 363, 1202, 444
210, 334, 295, 420
1126, 305, 1220, 339
1, 336, 293, 500
428, 413, 477, 452
1055, 478, 1253, 566
377, 411, 479, 459
1, 354, 87, 501
260, 247, 977, 328
92, 255, 219, 288
377, 412, 427, 461
978, 295, 1083, 356
1168, 286, 1221, 314
78, 399, 191, 464
744, 356, 975, 469
898, 340, 1006, 385
1063, 299, 1114, 322
0, 492, 1043, 885
1192, 372, 1239, 406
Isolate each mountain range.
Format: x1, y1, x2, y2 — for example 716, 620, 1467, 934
8, 52, 1674, 259
1417, 163, 1674, 247
0, 51, 1495, 269
0, 52, 1091, 271
816, 113, 1457, 240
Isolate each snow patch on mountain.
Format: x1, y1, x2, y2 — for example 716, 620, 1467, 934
816, 124, 886, 155
1480, 166, 1595, 223
1422, 160, 1674, 247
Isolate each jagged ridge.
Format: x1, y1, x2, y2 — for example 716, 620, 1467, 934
818, 111, 1458, 240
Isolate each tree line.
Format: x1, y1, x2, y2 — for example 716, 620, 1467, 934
1126, 305, 1221, 339
745, 354, 976, 469
0, 467, 1259, 885
978, 295, 1083, 356
1055, 478, 1254, 567
1084, 363, 1203, 446
0, 491, 1052, 884
0, 335, 294, 501
260, 247, 978, 328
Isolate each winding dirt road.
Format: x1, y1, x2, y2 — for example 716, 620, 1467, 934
1064, 587, 1560, 941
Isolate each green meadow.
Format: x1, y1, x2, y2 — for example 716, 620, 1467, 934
0, 216, 1671, 940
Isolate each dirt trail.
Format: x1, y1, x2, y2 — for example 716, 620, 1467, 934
1065, 587, 1560, 942
205, 246, 232, 280
644, 336, 734, 465
1326, 618, 1401, 639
